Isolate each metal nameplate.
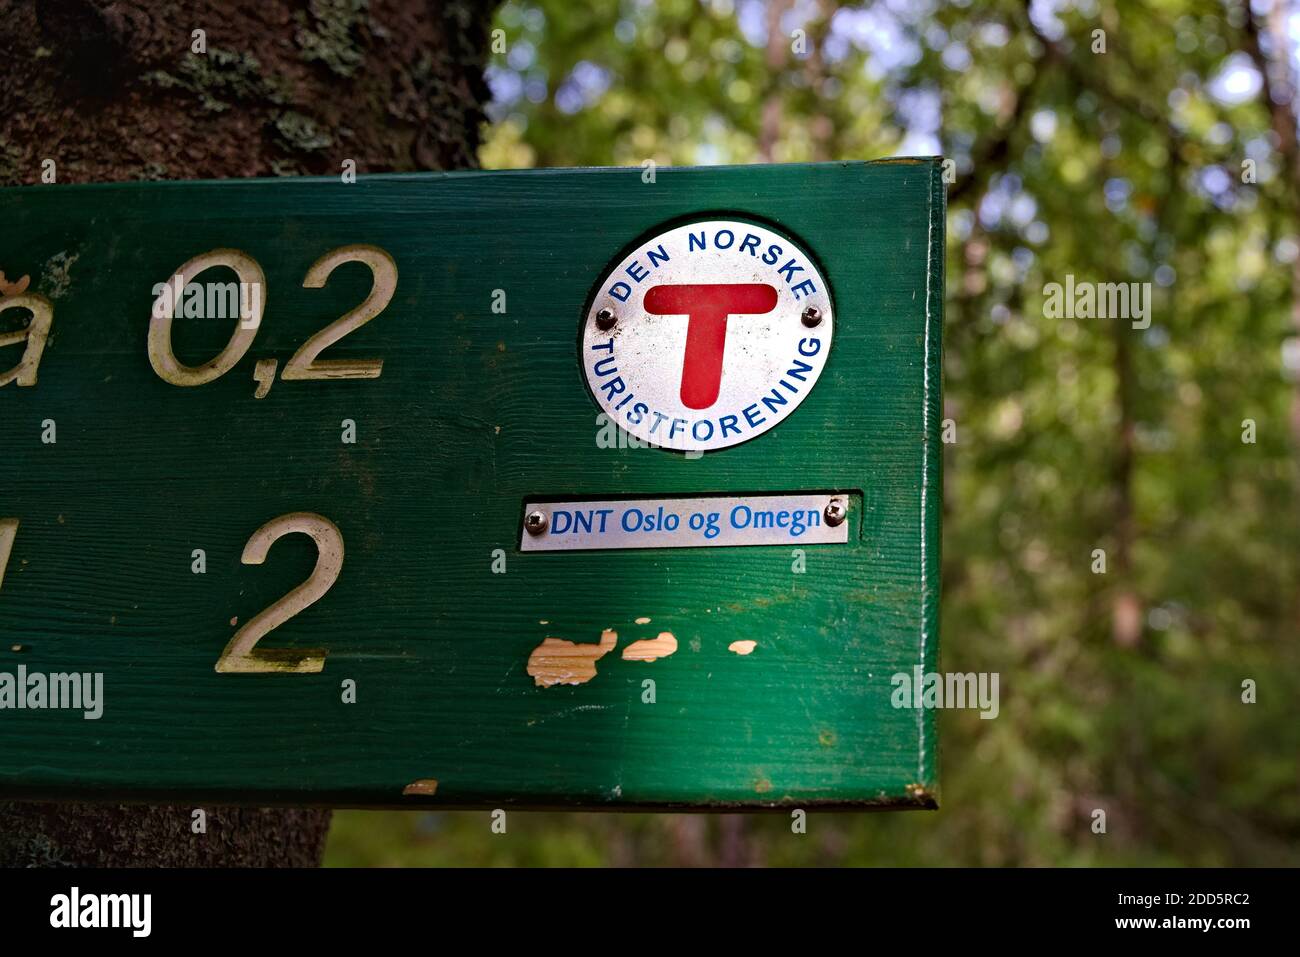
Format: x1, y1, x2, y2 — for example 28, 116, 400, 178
520, 493, 851, 551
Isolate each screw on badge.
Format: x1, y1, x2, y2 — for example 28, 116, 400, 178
801, 306, 822, 328
524, 510, 548, 535
595, 308, 616, 331
824, 498, 847, 527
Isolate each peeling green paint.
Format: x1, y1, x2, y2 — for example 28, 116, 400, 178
0, 161, 943, 809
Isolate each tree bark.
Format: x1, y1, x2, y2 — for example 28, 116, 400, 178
0, 0, 495, 866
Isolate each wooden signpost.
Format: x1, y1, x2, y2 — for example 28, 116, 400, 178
0, 159, 944, 809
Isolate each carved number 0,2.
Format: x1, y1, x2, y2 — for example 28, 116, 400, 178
148, 244, 394, 388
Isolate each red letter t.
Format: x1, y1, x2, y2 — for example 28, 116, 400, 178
642, 283, 778, 410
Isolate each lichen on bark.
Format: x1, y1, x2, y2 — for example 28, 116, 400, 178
0, 0, 495, 184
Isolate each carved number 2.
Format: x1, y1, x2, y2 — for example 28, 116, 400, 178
215, 512, 343, 674
0, 519, 17, 593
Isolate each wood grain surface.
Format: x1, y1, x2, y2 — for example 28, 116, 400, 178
0, 160, 944, 808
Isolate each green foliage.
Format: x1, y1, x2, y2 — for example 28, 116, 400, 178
328, 0, 1300, 867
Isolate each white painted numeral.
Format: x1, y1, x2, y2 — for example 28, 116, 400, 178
282, 244, 396, 381
0, 519, 17, 593
215, 512, 343, 674
148, 249, 265, 386
148, 245, 395, 389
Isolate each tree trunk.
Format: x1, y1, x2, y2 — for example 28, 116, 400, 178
757, 0, 790, 162
0, 0, 495, 866
1242, 1, 1300, 635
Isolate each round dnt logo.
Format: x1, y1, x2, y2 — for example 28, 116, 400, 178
582, 219, 834, 453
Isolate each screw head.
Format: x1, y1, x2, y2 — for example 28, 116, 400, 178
524, 510, 548, 535
824, 498, 847, 527
595, 308, 616, 331
801, 306, 822, 328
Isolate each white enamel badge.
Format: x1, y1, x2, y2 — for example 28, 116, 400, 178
582, 219, 833, 453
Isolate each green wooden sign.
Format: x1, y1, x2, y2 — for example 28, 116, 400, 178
0, 159, 944, 809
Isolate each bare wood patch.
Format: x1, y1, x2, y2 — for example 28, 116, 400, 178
622, 631, 678, 662
527, 628, 617, 687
